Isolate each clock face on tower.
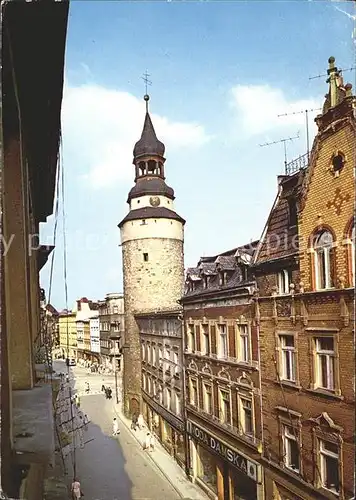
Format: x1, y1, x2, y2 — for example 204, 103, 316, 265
149, 196, 160, 207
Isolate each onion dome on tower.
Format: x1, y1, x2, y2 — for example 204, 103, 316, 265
119, 94, 185, 228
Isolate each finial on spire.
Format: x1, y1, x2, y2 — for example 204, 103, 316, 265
141, 71, 152, 112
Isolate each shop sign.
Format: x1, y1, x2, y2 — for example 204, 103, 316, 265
187, 420, 257, 480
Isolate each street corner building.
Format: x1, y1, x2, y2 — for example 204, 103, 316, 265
118, 94, 185, 417
182, 243, 264, 500
1, 0, 69, 498
251, 57, 355, 500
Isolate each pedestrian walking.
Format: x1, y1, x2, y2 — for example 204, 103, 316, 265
101, 384, 106, 392
85, 381, 90, 394
138, 413, 144, 430
131, 413, 138, 431
112, 417, 120, 436
149, 432, 155, 451
71, 477, 83, 499
144, 432, 154, 451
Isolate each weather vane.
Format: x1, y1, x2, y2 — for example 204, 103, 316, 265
141, 71, 152, 111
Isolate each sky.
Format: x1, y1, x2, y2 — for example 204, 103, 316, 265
40, 0, 355, 310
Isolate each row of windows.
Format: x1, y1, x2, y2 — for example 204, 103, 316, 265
141, 342, 180, 375
277, 334, 338, 393
142, 373, 181, 416
277, 227, 355, 294
188, 377, 254, 438
186, 323, 251, 364
100, 305, 121, 315
100, 321, 120, 332
280, 422, 340, 495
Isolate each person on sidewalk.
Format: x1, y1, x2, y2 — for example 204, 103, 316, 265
112, 417, 120, 436
71, 478, 83, 499
131, 413, 138, 431
137, 413, 144, 430
143, 432, 151, 451
149, 432, 155, 451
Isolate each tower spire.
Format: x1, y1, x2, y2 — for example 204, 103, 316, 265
141, 71, 152, 113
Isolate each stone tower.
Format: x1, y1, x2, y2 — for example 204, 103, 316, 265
119, 95, 185, 417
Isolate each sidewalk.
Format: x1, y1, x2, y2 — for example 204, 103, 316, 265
113, 401, 210, 500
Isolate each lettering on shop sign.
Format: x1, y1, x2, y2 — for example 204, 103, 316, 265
186, 420, 255, 480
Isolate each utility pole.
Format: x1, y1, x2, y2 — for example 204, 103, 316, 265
259, 133, 300, 173
277, 108, 321, 161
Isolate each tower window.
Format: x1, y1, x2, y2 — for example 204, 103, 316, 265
143, 253, 149, 262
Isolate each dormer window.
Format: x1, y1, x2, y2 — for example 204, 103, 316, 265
278, 269, 291, 295
287, 198, 297, 228
203, 276, 209, 289
219, 272, 226, 286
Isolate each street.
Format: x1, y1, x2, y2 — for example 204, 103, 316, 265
53, 361, 180, 500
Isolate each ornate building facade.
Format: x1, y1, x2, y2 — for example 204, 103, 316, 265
182, 243, 264, 500
139, 311, 186, 468
252, 57, 355, 500
119, 95, 185, 416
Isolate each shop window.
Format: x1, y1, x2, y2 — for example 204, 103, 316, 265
314, 337, 336, 391
201, 324, 210, 355
277, 269, 291, 295
313, 230, 335, 290
219, 389, 231, 425
175, 433, 185, 465
240, 397, 254, 436
319, 440, 339, 494
218, 324, 228, 358
197, 445, 218, 494
282, 425, 300, 473
202, 383, 213, 414
236, 324, 250, 363
279, 335, 296, 382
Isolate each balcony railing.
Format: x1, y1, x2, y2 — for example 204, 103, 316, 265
285, 152, 309, 176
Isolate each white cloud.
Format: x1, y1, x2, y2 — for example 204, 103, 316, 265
230, 84, 320, 138
61, 83, 210, 189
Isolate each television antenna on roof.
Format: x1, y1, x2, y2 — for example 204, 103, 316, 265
277, 108, 321, 161
259, 133, 300, 173
309, 67, 355, 81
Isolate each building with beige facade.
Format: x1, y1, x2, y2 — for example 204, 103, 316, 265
99, 292, 125, 369
0, 1, 68, 497
119, 94, 185, 417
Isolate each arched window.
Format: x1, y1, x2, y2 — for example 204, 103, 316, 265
313, 230, 335, 290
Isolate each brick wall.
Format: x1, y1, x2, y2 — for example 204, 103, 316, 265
299, 123, 355, 290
